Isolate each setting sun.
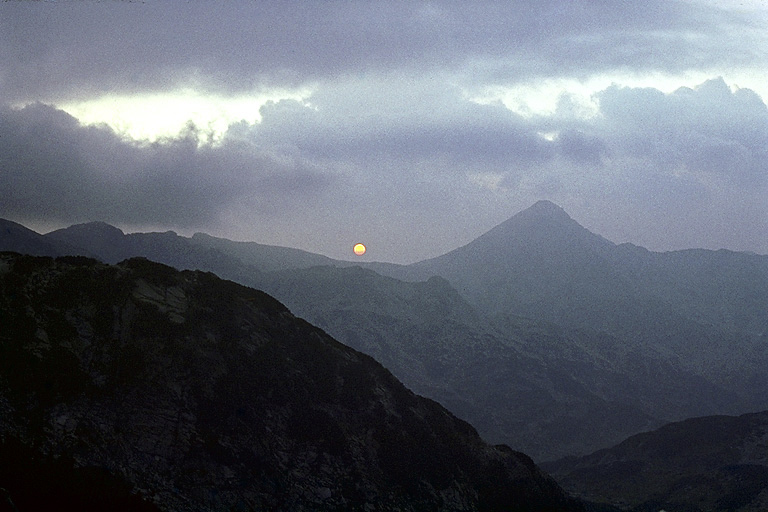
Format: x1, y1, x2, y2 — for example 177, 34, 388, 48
353, 243, 366, 256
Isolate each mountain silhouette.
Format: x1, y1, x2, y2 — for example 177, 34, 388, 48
46, 221, 126, 262
46, 221, 262, 287
190, 232, 340, 272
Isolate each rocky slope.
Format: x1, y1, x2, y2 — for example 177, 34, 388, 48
542, 410, 768, 511
0, 252, 583, 511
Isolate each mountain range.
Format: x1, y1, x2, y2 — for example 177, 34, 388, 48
0, 252, 583, 511
2, 202, 768, 462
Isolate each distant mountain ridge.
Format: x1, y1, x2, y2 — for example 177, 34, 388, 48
190, 232, 340, 272
44, 221, 263, 287
2, 202, 768, 462
0, 218, 94, 258
408, 201, 768, 404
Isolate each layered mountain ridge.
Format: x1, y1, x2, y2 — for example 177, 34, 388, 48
2, 202, 768, 462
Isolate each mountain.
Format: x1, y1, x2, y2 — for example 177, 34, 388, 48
411, 201, 768, 362
0, 218, 92, 258
45, 221, 127, 261
34, 217, 683, 458
46, 222, 262, 286
0, 252, 585, 512
404, 201, 768, 445
409, 200, 621, 317
410, 201, 768, 341
254, 264, 729, 461
6, 204, 768, 462
542, 410, 768, 511
190, 232, 341, 272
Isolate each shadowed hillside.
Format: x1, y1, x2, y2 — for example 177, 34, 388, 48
0, 252, 583, 511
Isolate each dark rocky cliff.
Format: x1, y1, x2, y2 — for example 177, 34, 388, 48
0, 252, 583, 511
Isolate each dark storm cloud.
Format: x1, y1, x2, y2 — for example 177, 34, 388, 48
0, 103, 335, 228
0, 1, 757, 103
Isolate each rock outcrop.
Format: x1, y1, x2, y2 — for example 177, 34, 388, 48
0, 253, 583, 511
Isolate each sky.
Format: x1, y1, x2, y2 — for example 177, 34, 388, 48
1, 1, 767, 264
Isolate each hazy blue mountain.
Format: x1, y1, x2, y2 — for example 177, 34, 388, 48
190, 231, 341, 272
609, 245, 768, 338
409, 200, 622, 317
254, 265, 740, 460
0, 218, 92, 258
0, 253, 584, 512
542, 410, 768, 511
45, 221, 127, 262
45, 222, 261, 286
409, 200, 768, 344
405, 201, 768, 423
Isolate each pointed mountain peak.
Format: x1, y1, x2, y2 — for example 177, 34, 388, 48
485, 200, 579, 238
464, 200, 612, 256
514, 200, 572, 223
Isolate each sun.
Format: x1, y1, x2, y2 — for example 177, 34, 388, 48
353, 243, 366, 256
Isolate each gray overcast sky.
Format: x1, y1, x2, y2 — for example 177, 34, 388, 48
1, 1, 767, 263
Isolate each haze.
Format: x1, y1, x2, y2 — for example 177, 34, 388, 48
2, 1, 767, 263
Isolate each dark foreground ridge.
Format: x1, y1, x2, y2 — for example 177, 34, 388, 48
0, 252, 583, 512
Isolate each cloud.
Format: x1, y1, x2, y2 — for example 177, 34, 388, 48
248, 78, 554, 173
594, 78, 768, 185
0, 103, 335, 230
542, 78, 768, 253
555, 130, 608, 166
1, 1, 763, 104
